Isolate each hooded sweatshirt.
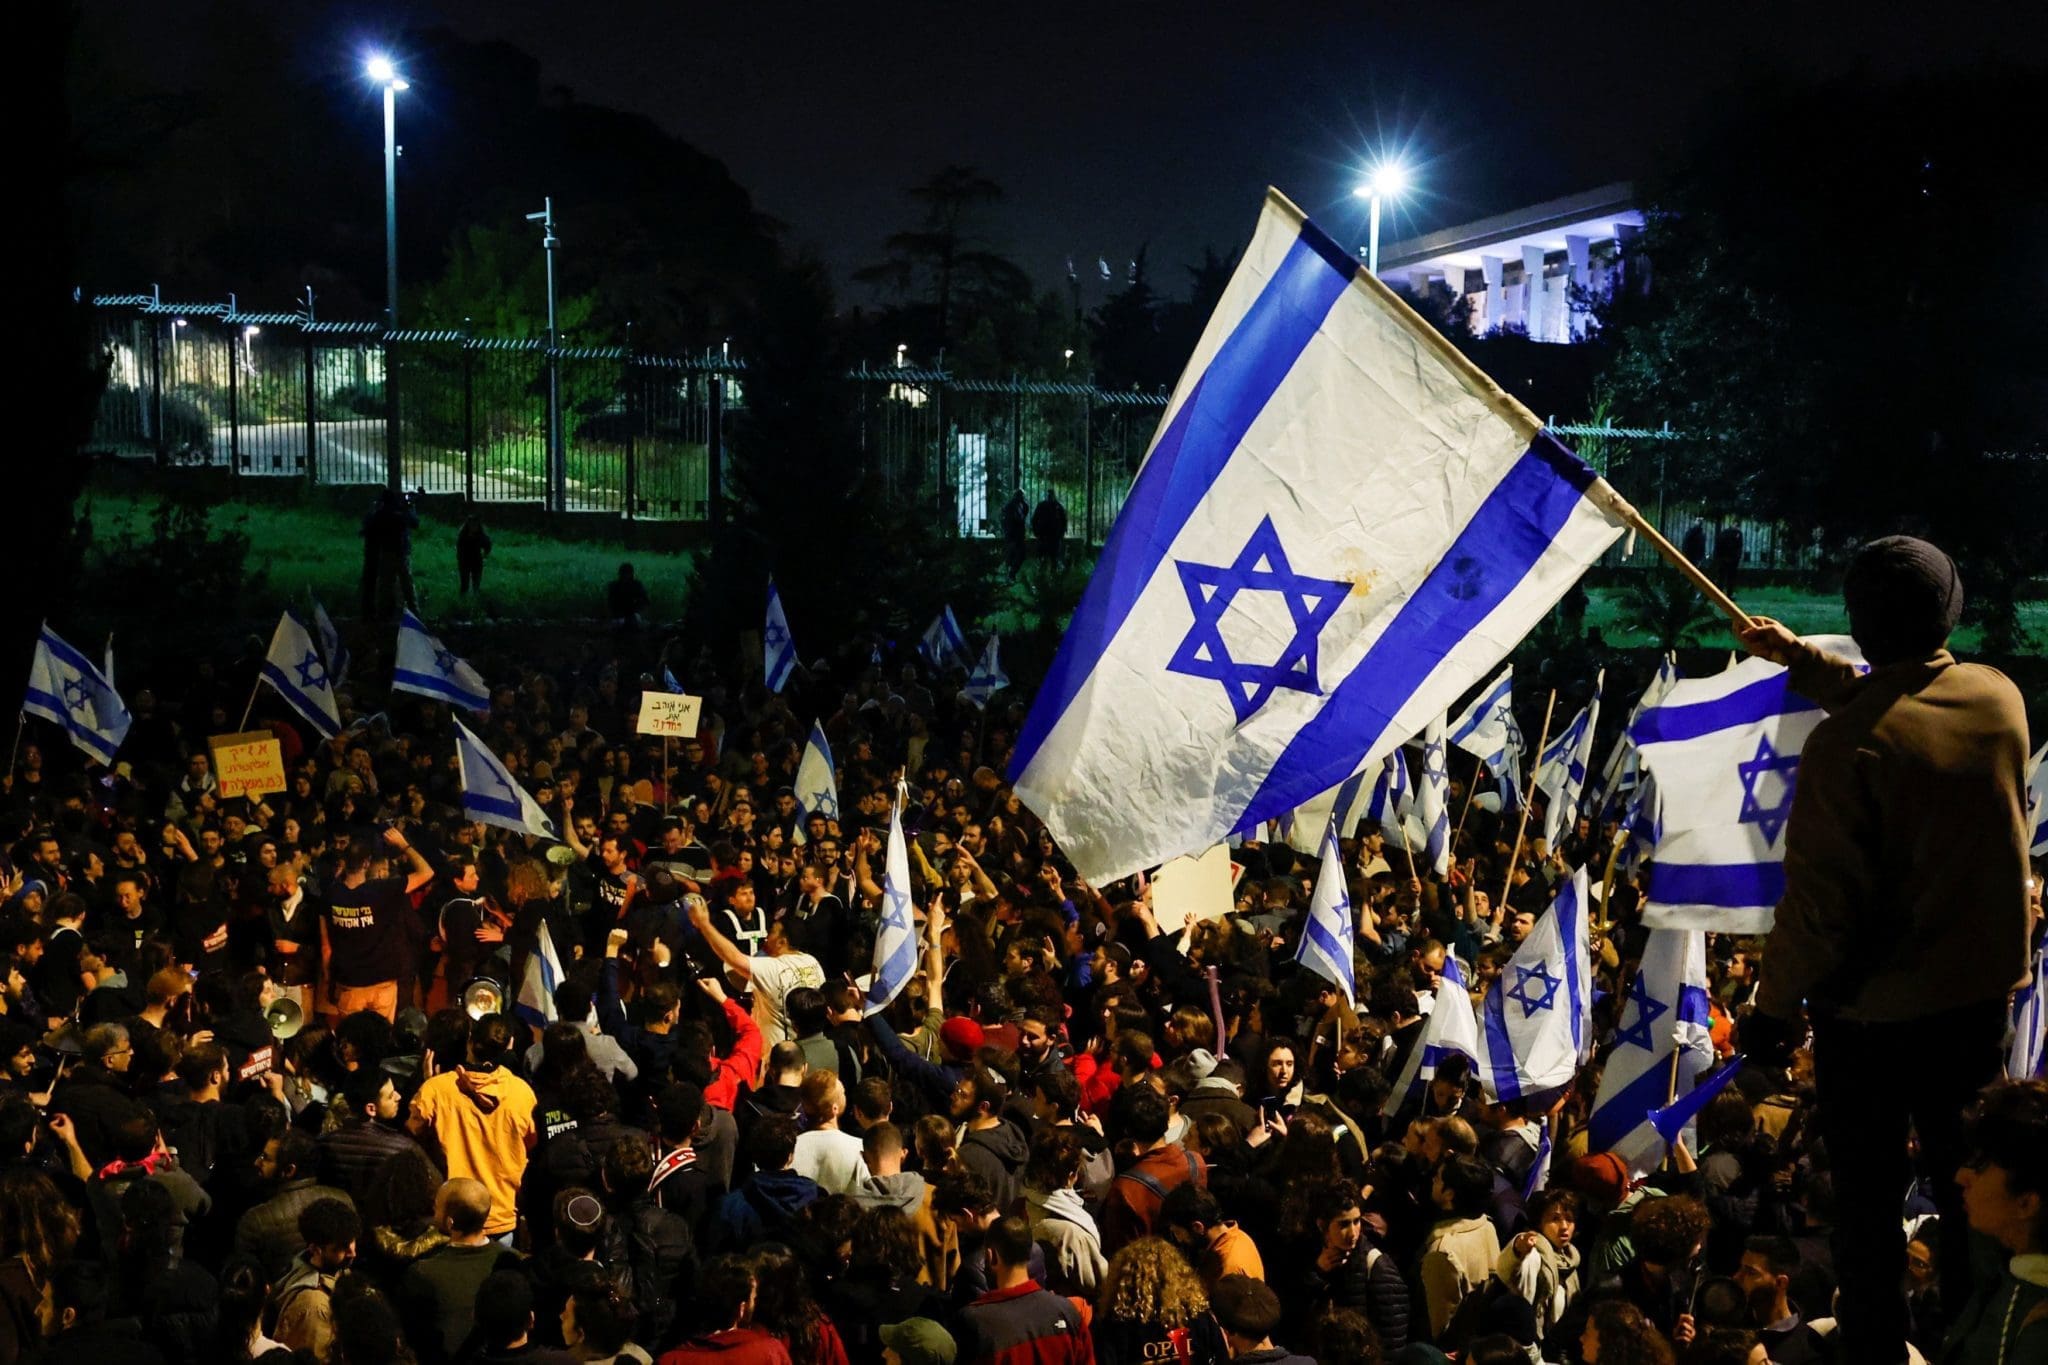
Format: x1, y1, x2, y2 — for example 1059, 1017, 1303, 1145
852, 1171, 929, 1217
1024, 1185, 1105, 1297
409, 1063, 538, 1237
959, 1117, 1030, 1211
715, 1170, 820, 1249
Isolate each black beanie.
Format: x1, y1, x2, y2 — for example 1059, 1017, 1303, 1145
1842, 535, 1963, 665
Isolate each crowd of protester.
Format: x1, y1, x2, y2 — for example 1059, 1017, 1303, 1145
0, 621, 2042, 1365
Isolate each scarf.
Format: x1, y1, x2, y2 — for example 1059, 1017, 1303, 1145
97, 1151, 166, 1181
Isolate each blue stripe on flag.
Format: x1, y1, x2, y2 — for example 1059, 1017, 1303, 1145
1651, 861, 1785, 909
1012, 223, 1358, 779
1631, 673, 1818, 745
1677, 982, 1713, 1028
391, 668, 486, 708
22, 687, 120, 763
260, 663, 338, 737
1562, 889, 1586, 1052
1450, 673, 1512, 749
1246, 432, 1598, 821
1588, 1056, 1679, 1153
1302, 913, 1353, 985
1480, 988, 1522, 1105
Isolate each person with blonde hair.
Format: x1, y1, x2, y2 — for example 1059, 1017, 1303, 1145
791, 1070, 867, 1195
1091, 1236, 1226, 1364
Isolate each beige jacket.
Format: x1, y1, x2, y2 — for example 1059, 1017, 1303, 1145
1420, 1214, 1501, 1338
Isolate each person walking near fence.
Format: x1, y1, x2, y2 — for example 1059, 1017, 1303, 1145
457, 514, 492, 597
1031, 492, 1067, 569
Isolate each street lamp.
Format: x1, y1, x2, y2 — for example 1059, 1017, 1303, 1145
367, 54, 409, 491
1353, 159, 1410, 277
525, 197, 564, 513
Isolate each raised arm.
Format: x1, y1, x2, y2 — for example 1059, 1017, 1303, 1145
383, 826, 435, 893
685, 895, 753, 981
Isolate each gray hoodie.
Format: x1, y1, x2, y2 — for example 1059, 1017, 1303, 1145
852, 1170, 929, 1216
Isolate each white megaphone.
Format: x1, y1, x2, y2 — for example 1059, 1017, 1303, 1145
265, 997, 306, 1040
461, 977, 507, 1021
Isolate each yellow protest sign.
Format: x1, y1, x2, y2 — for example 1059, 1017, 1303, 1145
210, 731, 286, 799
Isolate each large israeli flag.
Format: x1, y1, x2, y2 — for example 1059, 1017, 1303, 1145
920, 606, 968, 668
863, 794, 918, 1016
1383, 952, 1481, 1116
963, 635, 1009, 709
455, 719, 557, 838
1009, 192, 1631, 882
1418, 717, 1451, 877
23, 626, 131, 764
2026, 742, 2047, 859
1537, 670, 1603, 849
1476, 866, 1593, 1106
764, 578, 797, 693
1296, 821, 1357, 1007
260, 611, 341, 738
796, 722, 839, 822
1631, 640, 1863, 932
2009, 928, 2046, 1080
1588, 928, 1714, 1174
393, 609, 491, 711
514, 918, 566, 1026
1587, 655, 1677, 819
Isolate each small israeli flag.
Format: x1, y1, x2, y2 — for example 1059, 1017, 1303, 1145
1296, 820, 1358, 1006
1383, 952, 1480, 1116
2008, 928, 2045, 1080
455, 719, 557, 838
920, 606, 968, 668
664, 666, 685, 694
1008, 191, 1629, 884
1588, 928, 1714, 1174
863, 791, 918, 1016
393, 609, 490, 711
260, 611, 341, 739
311, 594, 350, 688
1281, 764, 1377, 855
1476, 866, 1593, 1105
1587, 655, 1677, 819
2026, 742, 2047, 859
1450, 665, 1522, 773
1631, 640, 1862, 931
1419, 716, 1451, 878
514, 918, 566, 1026
1537, 670, 1603, 849
964, 634, 1009, 709
1362, 748, 1412, 841
1612, 772, 1662, 878
796, 722, 840, 821
23, 626, 131, 764
764, 578, 797, 694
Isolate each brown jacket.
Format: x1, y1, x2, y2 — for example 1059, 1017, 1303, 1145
1759, 647, 2031, 1023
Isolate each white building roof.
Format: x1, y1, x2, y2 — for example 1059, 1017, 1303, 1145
1377, 182, 1642, 289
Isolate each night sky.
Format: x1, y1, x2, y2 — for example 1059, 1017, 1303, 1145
79, 0, 2042, 303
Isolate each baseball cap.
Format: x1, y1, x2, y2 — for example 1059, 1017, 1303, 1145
878, 1318, 957, 1365
939, 1017, 985, 1060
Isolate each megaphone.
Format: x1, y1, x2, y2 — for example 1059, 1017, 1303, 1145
266, 997, 305, 1040
461, 977, 507, 1021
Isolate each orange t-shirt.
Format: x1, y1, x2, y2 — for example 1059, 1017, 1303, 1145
409, 1065, 537, 1235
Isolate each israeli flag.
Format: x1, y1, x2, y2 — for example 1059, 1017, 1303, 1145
1010, 192, 1629, 882
1648, 1055, 1743, 1148
1588, 928, 1714, 1174
311, 594, 350, 688
2008, 928, 2045, 1080
664, 666, 685, 694
1419, 717, 1451, 877
260, 611, 341, 738
1521, 1118, 1554, 1200
1363, 749, 1412, 838
2026, 742, 2047, 859
1588, 655, 1677, 819
1281, 765, 1378, 855
23, 626, 131, 764
1451, 664, 1526, 812
764, 578, 797, 694
1537, 670, 1603, 849
393, 610, 490, 711
863, 794, 918, 1016
1383, 952, 1480, 1116
1296, 821, 1357, 1006
1476, 866, 1593, 1105
920, 606, 968, 668
1612, 771, 1662, 878
455, 719, 557, 838
964, 634, 1009, 709
796, 722, 840, 821
1631, 640, 1863, 932
514, 918, 566, 1026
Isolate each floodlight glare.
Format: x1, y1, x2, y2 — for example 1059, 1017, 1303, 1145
366, 55, 397, 83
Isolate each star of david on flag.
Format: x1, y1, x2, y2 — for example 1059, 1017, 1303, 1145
963, 634, 1009, 709
1418, 717, 1451, 877
1537, 669, 1603, 849
1295, 818, 1358, 1007
1476, 866, 1592, 1105
796, 721, 840, 822
920, 606, 968, 669
764, 577, 798, 694
864, 788, 918, 1017
310, 594, 350, 689
1630, 638, 1863, 933
22, 625, 131, 765
1589, 928, 1714, 1174
259, 611, 341, 738
1009, 189, 1632, 883
393, 609, 491, 712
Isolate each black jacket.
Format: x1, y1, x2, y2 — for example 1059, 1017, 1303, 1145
1287, 1241, 1410, 1356
49, 1064, 146, 1170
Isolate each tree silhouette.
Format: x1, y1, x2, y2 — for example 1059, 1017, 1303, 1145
855, 166, 1033, 353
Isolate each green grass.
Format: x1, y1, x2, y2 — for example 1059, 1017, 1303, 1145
1582, 584, 2046, 654
82, 486, 697, 624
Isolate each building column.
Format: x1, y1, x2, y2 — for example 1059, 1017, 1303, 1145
1565, 235, 1592, 339
1521, 245, 1548, 341
1480, 255, 1505, 336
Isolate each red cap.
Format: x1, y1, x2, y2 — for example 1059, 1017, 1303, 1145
1569, 1152, 1632, 1213
940, 1017, 985, 1060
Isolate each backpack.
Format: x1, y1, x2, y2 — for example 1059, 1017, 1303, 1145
1113, 1148, 1199, 1202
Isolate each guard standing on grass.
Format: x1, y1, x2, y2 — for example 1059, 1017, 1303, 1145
1737, 535, 2033, 1365
456, 513, 492, 596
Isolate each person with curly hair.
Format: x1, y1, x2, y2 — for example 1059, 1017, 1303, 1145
1090, 1236, 1224, 1365
748, 1244, 848, 1365
0, 1167, 81, 1365
1579, 1299, 1674, 1365
1617, 1195, 1710, 1348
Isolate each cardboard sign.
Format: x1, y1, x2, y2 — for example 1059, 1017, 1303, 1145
637, 691, 703, 738
210, 731, 286, 799
1150, 844, 1238, 935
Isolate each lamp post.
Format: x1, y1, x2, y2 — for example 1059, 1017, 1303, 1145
525, 197, 563, 513
1353, 159, 1410, 277
367, 56, 409, 491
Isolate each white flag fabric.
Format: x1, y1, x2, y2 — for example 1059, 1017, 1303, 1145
1588, 928, 1715, 1174
1588, 655, 1678, 819
2009, 928, 2046, 1080
1419, 717, 1451, 878
1384, 953, 1481, 1115
764, 578, 797, 694
796, 722, 840, 822
393, 609, 491, 711
1362, 749, 1412, 842
455, 719, 557, 838
23, 626, 131, 764
1631, 640, 1863, 932
863, 796, 918, 1016
920, 606, 968, 668
260, 612, 342, 738
1476, 866, 1593, 1105
1296, 821, 1357, 1007
963, 635, 1009, 709
1537, 670, 1603, 849
514, 918, 566, 1026
2026, 742, 2048, 859
1009, 191, 1630, 883
1450, 665, 1522, 772
1283, 765, 1377, 856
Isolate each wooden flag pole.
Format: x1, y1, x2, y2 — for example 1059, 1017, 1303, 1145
237, 677, 264, 733
1599, 832, 1627, 936
1499, 690, 1557, 917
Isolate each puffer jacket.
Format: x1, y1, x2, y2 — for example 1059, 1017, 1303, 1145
1289, 1239, 1410, 1356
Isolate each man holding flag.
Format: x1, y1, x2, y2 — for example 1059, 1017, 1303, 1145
1738, 536, 2031, 1365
